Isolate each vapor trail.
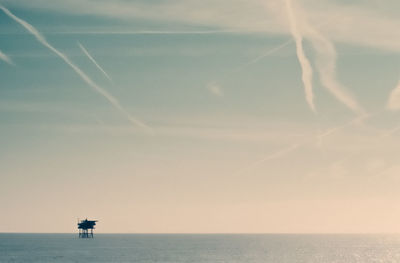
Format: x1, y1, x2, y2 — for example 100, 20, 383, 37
0, 5, 151, 131
321, 112, 395, 177
284, 2, 364, 114
236, 112, 372, 176
305, 26, 364, 114
284, 0, 315, 112
207, 39, 293, 93
236, 39, 293, 71
250, 142, 301, 165
283, 0, 363, 114
0, 50, 13, 65
317, 113, 370, 141
234, 141, 303, 176
78, 42, 112, 82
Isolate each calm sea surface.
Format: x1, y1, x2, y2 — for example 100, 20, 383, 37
1, 234, 400, 262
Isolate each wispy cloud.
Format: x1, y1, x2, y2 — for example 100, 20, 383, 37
78, 42, 112, 82
0, 49, 14, 65
0, 5, 151, 131
284, 0, 315, 112
387, 79, 400, 111
381, 125, 400, 138
206, 82, 224, 97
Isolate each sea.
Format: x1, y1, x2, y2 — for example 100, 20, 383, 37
1, 234, 400, 262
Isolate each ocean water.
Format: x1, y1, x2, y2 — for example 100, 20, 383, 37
1, 234, 400, 262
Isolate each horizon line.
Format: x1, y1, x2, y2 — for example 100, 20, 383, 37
1, 232, 399, 235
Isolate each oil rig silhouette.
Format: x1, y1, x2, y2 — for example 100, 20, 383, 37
77, 219, 97, 238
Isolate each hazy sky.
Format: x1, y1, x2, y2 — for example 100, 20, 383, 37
1, 0, 400, 233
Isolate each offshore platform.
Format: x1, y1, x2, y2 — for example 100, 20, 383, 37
77, 219, 97, 238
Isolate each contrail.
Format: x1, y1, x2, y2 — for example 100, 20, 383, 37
305, 26, 364, 114
284, 1, 364, 114
0, 5, 151, 131
322, 113, 396, 177
236, 39, 293, 71
236, 16, 335, 74
52, 30, 241, 35
207, 39, 293, 92
78, 42, 112, 82
234, 141, 303, 176
317, 113, 370, 141
236, 112, 372, 176
0, 49, 14, 65
387, 79, 400, 110
284, 0, 315, 112
283, 0, 363, 114
249, 142, 301, 164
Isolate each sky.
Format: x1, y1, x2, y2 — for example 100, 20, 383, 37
1, 0, 400, 233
